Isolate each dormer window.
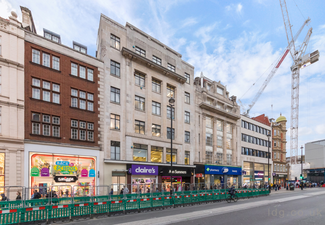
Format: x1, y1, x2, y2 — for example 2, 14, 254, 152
43, 29, 61, 43
73, 41, 87, 54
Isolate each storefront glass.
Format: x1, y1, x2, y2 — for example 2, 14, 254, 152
162, 176, 182, 192
166, 148, 177, 163
151, 147, 163, 163
30, 153, 96, 197
0, 153, 4, 194
133, 144, 148, 162
131, 177, 157, 193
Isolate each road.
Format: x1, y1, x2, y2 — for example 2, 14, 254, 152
65, 188, 325, 225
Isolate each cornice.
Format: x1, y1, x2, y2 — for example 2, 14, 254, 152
121, 47, 187, 84
199, 102, 240, 121
0, 57, 24, 68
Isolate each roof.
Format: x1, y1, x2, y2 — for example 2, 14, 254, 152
276, 114, 287, 123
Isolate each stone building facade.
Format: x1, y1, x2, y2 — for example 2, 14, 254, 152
193, 74, 242, 187
0, 11, 25, 192
271, 114, 287, 186
97, 14, 196, 190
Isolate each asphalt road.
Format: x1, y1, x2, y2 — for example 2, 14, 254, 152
64, 188, 325, 225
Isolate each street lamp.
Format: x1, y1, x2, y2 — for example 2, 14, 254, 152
267, 131, 271, 193
169, 97, 175, 196
301, 145, 304, 190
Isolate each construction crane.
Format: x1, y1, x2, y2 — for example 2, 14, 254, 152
279, 0, 319, 165
238, 17, 311, 116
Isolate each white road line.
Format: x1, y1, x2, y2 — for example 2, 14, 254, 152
115, 191, 325, 225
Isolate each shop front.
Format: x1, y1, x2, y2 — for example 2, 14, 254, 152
196, 165, 242, 188
127, 164, 158, 193
242, 162, 270, 187
159, 166, 194, 192
273, 173, 287, 187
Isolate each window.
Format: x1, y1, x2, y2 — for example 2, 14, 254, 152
151, 146, 163, 163
274, 130, 276, 136
0, 67, 2, 94
167, 127, 175, 140
274, 140, 276, 147
41, 53, 50, 67
135, 120, 145, 134
110, 60, 120, 77
152, 101, 161, 115
73, 43, 87, 54
217, 136, 223, 148
32, 88, 40, 99
226, 138, 232, 149
135, 73, 145, 87
206, 116, 213, 128
133, 144, 148, 162
43, 90, 50, 102
43, 81, 50, 90
185, 111, 190, 123
206, 133, 213, 146
217, 120, 223, 131
217, 86, 224, 95
166, 148, 177, 164
167, 85, 175, 98
185, 151, 190, 165
53, 93, 60, 104
185, 131, 190, 143
206, 152, 212, 163
71, 63, 78, 76
32, 113, 60, 137
70, 119, 94, 141
135, 46, 145, 57
216, 153, 223, 164
167, 63, 175, 72
110, 87, 120, 104
32, 78, 60, 103
79, 66, 86, 79
185, 92, 190, 104
274, 152, 276, 159
167, 105, 175, 119
206, 83, 211, 91
32, 49, 40, 64
44, 31, 60, 43
111, 141, 120, 160
71, 89, 93, 111
227, 154, 232, 165
152, 79, 161, 93
135, 96, 145, 111
207, 98, 214, 105
152, 55, 161, 65
87, 69, 93, 81
110, 114, 120, 130
110, 34, 120, 50
185, 73, 190, 84
226, 123, 232, 133
152, 124, 161, 137
52, 56, 60, 70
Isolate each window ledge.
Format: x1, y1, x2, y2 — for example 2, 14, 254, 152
30, 133, 61, 139
110, 46, 121, 51
69, 106, 95, 113
110, 128, 121, 132
135, 84, 145, 89
69, 138, 95, 143
152, 114, 161, 117
110, 74, 121, 79
30, 97, 62, 106
30, 61, 61, 73
152, 91, 161, 95
69, 74, 95, 83
135, 108, 145, 113
110, 101, 121, 105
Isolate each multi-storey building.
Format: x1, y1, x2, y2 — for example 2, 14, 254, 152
22, 8, 104, 194
271, 114, 287, 186
240, 114, 272, 187
0, 11, 26, 192
97, 14, 196, 191
193, 74, 242, 188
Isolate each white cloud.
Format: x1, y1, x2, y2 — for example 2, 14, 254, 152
315, 124, 325, 134
0, 0, 14, 19
225, 3, 243, 14
181, 17, 198, 28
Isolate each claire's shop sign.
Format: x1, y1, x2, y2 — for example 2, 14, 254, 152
130, 165, 158, 175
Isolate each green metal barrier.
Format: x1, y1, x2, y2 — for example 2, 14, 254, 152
71, 203, 91, 217
92, 201, 109, 215
198, 193, 206, 202
0, 201, 24, 210
0, 208, 20, 225
173, 195, 183, 205
125, 198, 138, 211
21, 206, 48, 223
139, 197, 151, 209
110, 200, 124, 212
48, 204, 70, 219
162, 196, 173, 206
152, 197, 163, 208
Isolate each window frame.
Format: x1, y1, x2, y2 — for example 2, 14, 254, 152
70, 119, 94, 142
110, 87, 120, 104
152, 55, 162, 65
185, 131, 190, 143
152, 124, 161, 137
185, 92, 190, 104
184, 111, 190, 124
135, 46, 146, 57
110, 34, 120, 50
152, 101, 161, 116
110, 60, 120, 77
111, 141, 120, 160
135, 120, 145, 134
110, 114, 120, 130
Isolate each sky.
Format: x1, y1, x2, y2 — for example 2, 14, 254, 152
1, 0, 325, 156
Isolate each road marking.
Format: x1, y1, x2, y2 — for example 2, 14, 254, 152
115, 191, 325, 225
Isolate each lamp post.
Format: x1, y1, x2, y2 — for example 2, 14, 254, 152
169, 97, 175, 196
267, 132, 271, 193
301, 145, 303, 190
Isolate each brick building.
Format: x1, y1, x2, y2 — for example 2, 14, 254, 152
22, 9, 104, 194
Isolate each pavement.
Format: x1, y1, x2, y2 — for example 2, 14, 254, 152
61, 188, 325, 225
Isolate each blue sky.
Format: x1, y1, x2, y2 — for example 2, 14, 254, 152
1, 0, 325, 156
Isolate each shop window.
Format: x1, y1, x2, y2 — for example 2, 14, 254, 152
166, 148, 177, 164
185, 151, 190, 165
0, 153, 4, 194
151, 146, 163, 163
133, 144, 148, 162
111, 141, 120, 160
216, 153, 223, 164
206, 152, 212, 163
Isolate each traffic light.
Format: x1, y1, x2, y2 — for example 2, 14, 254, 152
295, 177, 297, 181
300, 174, 304, 179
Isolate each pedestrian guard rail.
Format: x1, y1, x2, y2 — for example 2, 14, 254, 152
0, 188, 268, 224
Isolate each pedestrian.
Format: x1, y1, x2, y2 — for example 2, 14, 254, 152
120, 188, 124, 195
32, 190, 41, 199
123, 186, 129, 195
16, 191, 22, 200
65, 189, 69, 197
1, 193, 7, 201
147, 187, 150, 193
109, 188, 113, 195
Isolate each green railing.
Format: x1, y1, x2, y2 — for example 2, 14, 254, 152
0, 189, 268, 224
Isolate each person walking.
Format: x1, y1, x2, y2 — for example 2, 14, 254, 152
16, 191, 22, 200
123, 186, 129, 195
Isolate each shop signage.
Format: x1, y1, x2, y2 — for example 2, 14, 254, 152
41, 167, 49, 177
53, 164, 78, 173
131, 165, 158, 175
196, 173, 203, 178
160, 166, 192, 177
54, 176, 78, 183
254, 171, 264, 177
205, 165, 242, 175
89, 169, 96, 177
279, 175, 284, 177
242, 170, 247, 175
56, 161, 70, 166
272, 173, 276, 176
31, 167, 39, 177
81, 169, 88, 177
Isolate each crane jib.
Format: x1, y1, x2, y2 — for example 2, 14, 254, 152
275, 49, 290, 68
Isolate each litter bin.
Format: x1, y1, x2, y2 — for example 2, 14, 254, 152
289, 184, 294, 191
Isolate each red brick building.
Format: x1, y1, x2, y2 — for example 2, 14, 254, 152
23, 26, 104, 191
